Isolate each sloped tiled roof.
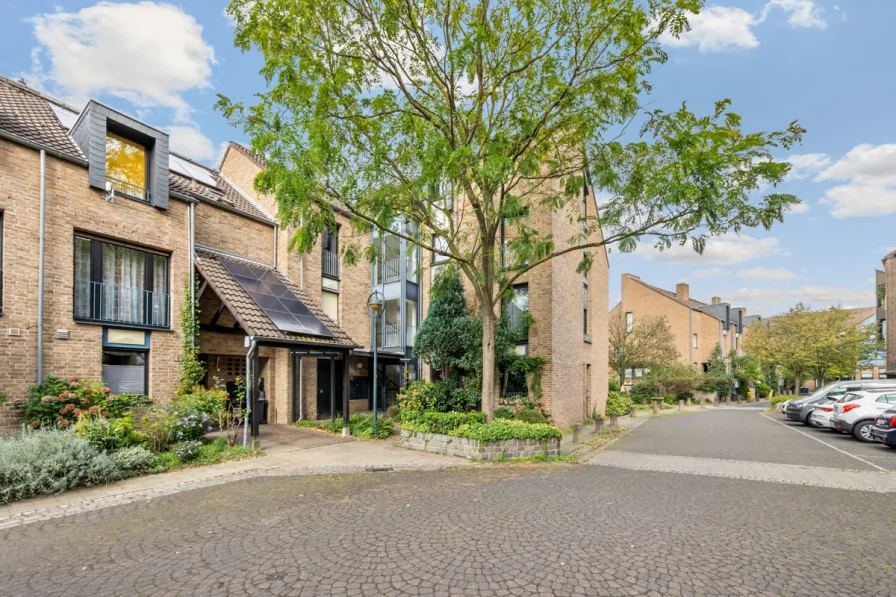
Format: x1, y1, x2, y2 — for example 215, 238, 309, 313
0, 75, 84, 159
0, 76, 273, 223
195, 247, 357, 348
224, 141, 266, 169
631, 277, 707, 309
845, 306, 876, 326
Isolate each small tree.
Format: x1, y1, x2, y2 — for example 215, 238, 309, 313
413, 266, 475, 381
609, 311, 679, 382
704, 343, 733, 398
646, 363, 704, 398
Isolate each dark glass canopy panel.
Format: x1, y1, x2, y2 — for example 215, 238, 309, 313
220, 259, 334, 338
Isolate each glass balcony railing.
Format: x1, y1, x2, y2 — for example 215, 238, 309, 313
106, 176, 151, 203
74, 279, 170, 328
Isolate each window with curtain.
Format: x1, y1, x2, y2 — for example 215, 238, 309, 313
74, 235, 169, 327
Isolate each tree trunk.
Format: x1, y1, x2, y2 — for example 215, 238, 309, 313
481, 304, 496, 421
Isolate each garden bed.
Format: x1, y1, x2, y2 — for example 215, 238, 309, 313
399, 429, 559, 459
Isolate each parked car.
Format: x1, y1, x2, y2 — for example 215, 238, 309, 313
831, 390, 896, 442
783, 380, 896, 426
870, 405, 896, 448
809, 402, 837, 429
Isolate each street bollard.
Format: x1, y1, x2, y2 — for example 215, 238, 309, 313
630, 406, 637, 418
594, 418, 604, 434
678, 399, 683, 411
573, 424, 583, 444
652, 399, 659, 415
700, 397, 706, 409
609, 413, 618, 429
687, 398, 692, 407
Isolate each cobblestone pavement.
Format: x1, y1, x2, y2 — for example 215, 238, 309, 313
3, 465, 896, 597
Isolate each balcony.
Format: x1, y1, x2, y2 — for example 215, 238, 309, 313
74, 279, 170, 328
322, 248, 339, 279
106, 176, 151, 203
383, 258, 401, 283
378, 324, 402, 349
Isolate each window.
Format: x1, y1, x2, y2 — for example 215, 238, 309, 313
74, 235, 170, 328
321, 290, 339, 323
503, 284, 529, 344
502, 367, 528, 399
105, 132, 148, 201
321, 226, 339, 279
432, 235, 449, 265
583, 279, 589, 340
102, 349, 147, 395
625, 312, 633, 333
861, 372, 874, 380
693, 334, 698, 349
876, 394, 896, 404
406, 298, 418, 346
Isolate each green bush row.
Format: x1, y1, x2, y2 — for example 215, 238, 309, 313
399, 410, 485, 434
295, 413, 394, 439
0, 429, 155, 503
770, 395, 790, 408
447, 419, 562, 442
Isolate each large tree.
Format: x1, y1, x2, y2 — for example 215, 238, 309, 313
608, 310, 679, 381
744, 304, 876, 392
219, 0, 803, 418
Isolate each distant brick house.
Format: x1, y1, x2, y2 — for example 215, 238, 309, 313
610, 274, 762, 381
0, 74, 609, 432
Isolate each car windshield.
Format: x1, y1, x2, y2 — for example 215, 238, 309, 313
805, 383, 838, 400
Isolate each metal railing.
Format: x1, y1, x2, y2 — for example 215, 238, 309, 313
378, 324, 401, 349
74, 279, 170, 328
383, 258, 401, 283
502, 391, 530, 400
322, 249, 339, 279
106, 176, 151, 203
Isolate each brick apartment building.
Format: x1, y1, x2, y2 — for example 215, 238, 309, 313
0, 75, 608, 433
610, 274, 762, 382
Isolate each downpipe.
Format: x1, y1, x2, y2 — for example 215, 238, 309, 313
243, 337, 257, 448
37, 150, 46, 382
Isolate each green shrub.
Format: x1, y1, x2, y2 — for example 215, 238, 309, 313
608, 378, 621, 393
173, 387, 230, 419
494, 406, 514, 420
110, 446, 156, 471
0, 429, 146, 503
448, 419, 562, 442
386, 405, 401, 419
74, 415, 148, 452
173, 440, 204, 461
296, 413, 394, 439
398, 380, 441, 412
664, 394, 676, 405
605, 391, 633, 416
448, 387, 480, 412
400, 411, 485, 435
398, 380, 480, 413
770, 395, 790, 408
140, 409, 176, 452
15, 376, 151, 429
514, 408, 546, 425
629, 382, 658, 405
756, 383, 772, 398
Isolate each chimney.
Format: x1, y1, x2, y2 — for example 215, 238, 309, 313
741, 307, 747, 316
712, 296, 721, 305
676, 283, 689, 301
624, 273, 640, 281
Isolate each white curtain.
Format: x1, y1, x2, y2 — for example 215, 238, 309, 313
102, 245, 145, 323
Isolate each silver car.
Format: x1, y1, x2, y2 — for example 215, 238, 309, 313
782, 380, 896, 426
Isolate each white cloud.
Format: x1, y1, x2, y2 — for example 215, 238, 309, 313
636, 234, 785, 265
785, 153, 831, 180
786, 202, 810, 214
689, 268, 728, 280
167, 126, 218, 163
788, 285, 873, 308
815, 144, 896, 217
738, 267, 796, 281
664, 1, 826, 53
761, 0, 827, 29
662, 6, 759, 52
29, 2, 216, 121
717, 288, 783, 306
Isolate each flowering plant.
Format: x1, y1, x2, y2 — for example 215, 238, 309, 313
170, 407, 213, 442
172, 440, 203, 461
16, 376, 150, 428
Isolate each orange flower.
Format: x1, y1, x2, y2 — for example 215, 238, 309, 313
88, 405, 100, 415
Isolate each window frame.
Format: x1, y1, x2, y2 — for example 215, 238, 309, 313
503, 283, 529, 345
73, 234, 171, 329
625, 312, 634, 333
321, 225, 340, 280
102, 347, 149, 396
104, 128, 152, 203
583, 278, 589, 341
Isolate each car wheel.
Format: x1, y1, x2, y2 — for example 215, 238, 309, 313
852, 421, 875, 443
804, 414, 815, 427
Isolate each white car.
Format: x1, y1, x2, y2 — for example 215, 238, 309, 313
831, 390, 896, 442
809, 403, 837, 429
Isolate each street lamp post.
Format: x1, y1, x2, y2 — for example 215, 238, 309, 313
366, 290, 384, 434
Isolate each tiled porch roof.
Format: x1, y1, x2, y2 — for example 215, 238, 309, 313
195, 247, 358, 348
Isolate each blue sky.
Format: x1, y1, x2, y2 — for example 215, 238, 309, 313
0, 1, 893, 316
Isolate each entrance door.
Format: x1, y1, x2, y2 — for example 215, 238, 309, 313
317, 359, 344, 419
373, 363, 403, 411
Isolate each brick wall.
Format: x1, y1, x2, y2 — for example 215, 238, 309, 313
193, 202, 275, 264
0, 138, 190, 429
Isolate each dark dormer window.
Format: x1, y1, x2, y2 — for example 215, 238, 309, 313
106, 132, 149, 202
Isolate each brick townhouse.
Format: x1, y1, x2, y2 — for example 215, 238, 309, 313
610, 274, 762, 383
0, 74, 608, 434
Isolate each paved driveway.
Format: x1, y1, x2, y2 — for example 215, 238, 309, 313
4, 410, 896, 596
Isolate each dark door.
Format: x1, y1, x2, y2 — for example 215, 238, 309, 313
317, 359, 344, 419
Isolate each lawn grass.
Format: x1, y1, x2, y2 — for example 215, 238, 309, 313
150, 437, 261, 473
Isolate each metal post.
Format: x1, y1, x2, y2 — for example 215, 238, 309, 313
37, 150, 46, 383
342, 351, 351, 434
372, 333, 379, 434
330, 354, 336, 424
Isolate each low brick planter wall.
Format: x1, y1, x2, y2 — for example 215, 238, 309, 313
399, 429, 560, 459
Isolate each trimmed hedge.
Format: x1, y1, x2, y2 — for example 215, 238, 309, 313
400, 411, 485, 435
447, 419, 562, 442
